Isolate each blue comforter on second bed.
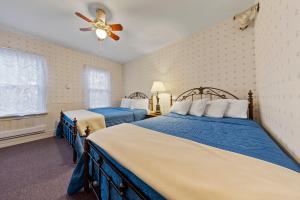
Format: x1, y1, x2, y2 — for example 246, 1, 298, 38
67, 113, 300, 199
89, 107, 147, 127
56, 107, 147, 138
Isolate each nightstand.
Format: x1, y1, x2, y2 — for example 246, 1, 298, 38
146, 112, 161, 118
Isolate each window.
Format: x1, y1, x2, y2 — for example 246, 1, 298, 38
85, 67, 111, 108
0, 48, 47, 117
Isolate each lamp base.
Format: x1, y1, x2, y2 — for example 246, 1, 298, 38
155, 104, 161, 115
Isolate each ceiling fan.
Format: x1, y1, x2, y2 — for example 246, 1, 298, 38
75, 8, 123, 41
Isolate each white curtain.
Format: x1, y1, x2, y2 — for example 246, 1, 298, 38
85, 67, 111, 108
0, 48, 47, 117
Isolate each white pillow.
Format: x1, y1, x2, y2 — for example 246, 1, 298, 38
170, 100, 192, 115
189, 99, 208, 117
130, 99, 149, 111
204, 100, 229, 118
224, 99, 248, 119
120, 98, 131, 108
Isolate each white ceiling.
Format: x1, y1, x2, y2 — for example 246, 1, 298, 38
0, 0, 254, 64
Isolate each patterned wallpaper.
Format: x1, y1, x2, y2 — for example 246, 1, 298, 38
123, 18, 256, 115
1, 1, 298, 164
0, 28, 123, 136
255, 0, 300, 162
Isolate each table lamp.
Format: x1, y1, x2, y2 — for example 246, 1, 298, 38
151, 81, 165, 115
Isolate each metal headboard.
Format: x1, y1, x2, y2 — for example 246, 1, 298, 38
170, 87, 253, 119
126, 91, 153, 111
126, 91, 149, 99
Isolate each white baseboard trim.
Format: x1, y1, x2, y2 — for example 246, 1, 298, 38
0, 130, 55, 149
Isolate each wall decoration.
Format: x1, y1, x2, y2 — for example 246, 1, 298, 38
234, 3, 260, 30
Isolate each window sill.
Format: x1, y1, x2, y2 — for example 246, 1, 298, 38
0, 113, 48, 121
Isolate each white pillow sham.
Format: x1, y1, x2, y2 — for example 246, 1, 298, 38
130, 99, 149, 111
224, 99, 248, 119
204, 100, 229, 118
188, 99, 208, 117
170, 100, 192, 115
120, 98, 131, 108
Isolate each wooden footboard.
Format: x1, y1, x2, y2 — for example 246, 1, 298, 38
84, 139, 148, 200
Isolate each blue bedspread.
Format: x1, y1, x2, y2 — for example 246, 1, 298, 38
56, 107, 147, 138
89, 107, 147, 127
135, 113, 300, 171
67, 113, 300, 199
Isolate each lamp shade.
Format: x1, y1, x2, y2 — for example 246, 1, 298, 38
151, 81, 166, 93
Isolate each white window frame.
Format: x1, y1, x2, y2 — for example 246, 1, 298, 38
85, 67, 111, 108
0, 48, 47, 118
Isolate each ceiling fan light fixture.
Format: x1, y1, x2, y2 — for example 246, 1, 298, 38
96, 29, 107, 39
76, 9, 122, 42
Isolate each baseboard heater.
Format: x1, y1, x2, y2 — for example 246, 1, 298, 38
0, 125, 46, 141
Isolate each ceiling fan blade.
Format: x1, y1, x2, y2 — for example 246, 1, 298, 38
109, 24, 123, 31
96, 9, 106, 22
75, 12, 92, 23
79, 27, 93, 31
109, 32, 120, 41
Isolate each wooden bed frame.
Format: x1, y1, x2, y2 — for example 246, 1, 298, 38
83, 86, 254, 200
59, 91, 152, 163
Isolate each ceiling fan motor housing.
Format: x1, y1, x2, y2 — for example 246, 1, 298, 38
96, 9, 106, 23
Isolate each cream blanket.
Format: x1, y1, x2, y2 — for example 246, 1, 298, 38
88, 123, 300, 200
64, 110, 106, 136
